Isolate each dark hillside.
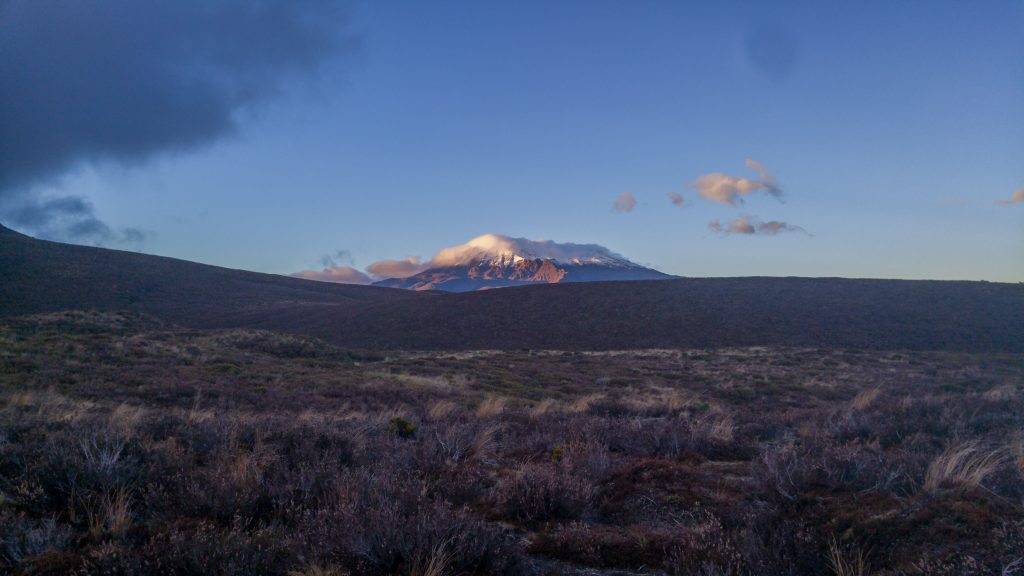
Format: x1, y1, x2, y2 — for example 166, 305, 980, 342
237, 276, 1024, 352
3, 225, 1022, 352
0, 224, 426, 321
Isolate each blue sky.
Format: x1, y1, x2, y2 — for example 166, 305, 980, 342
4, 1, 1023, 281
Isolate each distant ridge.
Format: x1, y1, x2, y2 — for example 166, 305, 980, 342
2, 224, 1023, 352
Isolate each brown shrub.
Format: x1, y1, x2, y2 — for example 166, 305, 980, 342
494, 462, 595, 524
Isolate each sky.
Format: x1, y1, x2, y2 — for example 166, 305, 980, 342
1, 0, 1022, 282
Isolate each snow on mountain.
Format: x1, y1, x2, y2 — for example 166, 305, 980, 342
372, 234, 672, 292
430, 234, 639, 268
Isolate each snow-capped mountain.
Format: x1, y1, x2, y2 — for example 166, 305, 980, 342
372, 234, 674, 292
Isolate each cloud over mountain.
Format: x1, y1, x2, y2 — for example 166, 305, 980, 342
292, 266, 373, 285
293, 234, 640, 284
366, 257, 428, 279
428, 234, 629, 268
692, 159, 782, 206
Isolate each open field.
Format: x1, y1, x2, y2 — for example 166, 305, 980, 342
2, 311, 1023, 574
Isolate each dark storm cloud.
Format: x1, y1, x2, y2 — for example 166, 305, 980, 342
0, 0, 355, 240
2, 194, 147, 245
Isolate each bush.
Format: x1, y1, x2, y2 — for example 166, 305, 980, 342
389, 417, 417, 439
494, 462, 595, 524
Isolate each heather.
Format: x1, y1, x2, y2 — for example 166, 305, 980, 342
1, 312, 1023, 574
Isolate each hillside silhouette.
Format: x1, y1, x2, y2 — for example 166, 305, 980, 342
3, 225, 1022, 352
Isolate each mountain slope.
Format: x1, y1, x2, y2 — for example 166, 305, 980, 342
3, 224, 1023, 352
0, 224, 427, 324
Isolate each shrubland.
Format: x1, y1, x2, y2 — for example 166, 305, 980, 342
1, 312, 1022, 575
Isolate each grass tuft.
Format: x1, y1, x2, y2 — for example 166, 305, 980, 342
923, 442, 1006, 493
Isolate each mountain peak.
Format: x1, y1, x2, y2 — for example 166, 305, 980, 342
431, 234, 636, 268
373, 233, 672, 292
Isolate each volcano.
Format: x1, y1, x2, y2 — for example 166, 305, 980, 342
371, 234, 674, 291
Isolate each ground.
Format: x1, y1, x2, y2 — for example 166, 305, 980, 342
1, 311, 1022, 575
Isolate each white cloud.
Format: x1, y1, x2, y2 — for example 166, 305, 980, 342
612, 192, 637, 213
693, 159, 782, 206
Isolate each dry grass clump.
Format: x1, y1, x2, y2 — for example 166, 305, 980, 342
984, 384, 1019, 402
828, 535, 871, 576
86, 488, 133, 541
186, 389, 213, 425
427, 399, 459, 421
704, 414, 736, 444
851, 387, 882, 411
468, 423, 502, 464
923, 442, 1007, 494
409, 538, 453, 576
528, 398, 559, 419
5, 389, 92, 422
568, 393, 604, 413
109, 403, 146, 438
476, 395, 506, 418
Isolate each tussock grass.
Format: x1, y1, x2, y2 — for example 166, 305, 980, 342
86, 488, 133, 541
411, 538, 453, 576
476, 395, 506, 418
984, 384, 1019, 402
828, 535, 870, 576
186, 389, 213, 425
469, 423, 502, 464
923, 442, 1007, 493
852, 387, 882, 411
6, 389, 93, 421
568, 393, 604, 413
706, 415, 736, 444
109, 402, 146, 437
528, 398, 559, 419
427, 399, 459, 421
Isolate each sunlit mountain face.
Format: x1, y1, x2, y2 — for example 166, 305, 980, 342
372, 234, 674, 292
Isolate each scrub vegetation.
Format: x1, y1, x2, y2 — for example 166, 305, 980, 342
1, 311, 1023, 575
